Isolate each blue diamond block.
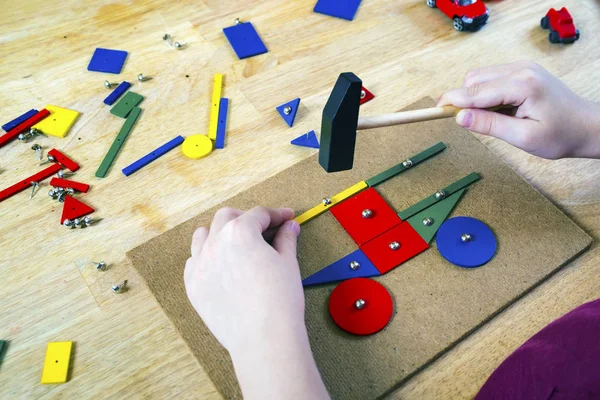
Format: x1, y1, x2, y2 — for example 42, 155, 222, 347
2, 109, 38, 132
303, 249, 380, 287
222, 22, 268, 60
276, 98, 300, 127
437, 216, 497, 268
87, 48, 128, 74
291, 130, 319, 149
314, 0, 362, 21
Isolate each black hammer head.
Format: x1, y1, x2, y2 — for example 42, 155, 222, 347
319, 72, 362, 173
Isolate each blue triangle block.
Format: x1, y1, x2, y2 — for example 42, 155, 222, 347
303, 249, 380, 287
276, 98, 300, 127
291, 130, 319, 149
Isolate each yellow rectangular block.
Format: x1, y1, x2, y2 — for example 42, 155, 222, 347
32, 105, 79, 138
294, 181, 368, 225
208, 74, 223, 140
41, 342, 72, 384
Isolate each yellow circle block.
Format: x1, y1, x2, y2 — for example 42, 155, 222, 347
182, 134, 213, 159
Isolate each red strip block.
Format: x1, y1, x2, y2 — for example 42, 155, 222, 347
0, 163, 62, 202
48, 149, 80, 172
0, 109, 50, 148
360, 222, 429, 274
49, 178, 89, 193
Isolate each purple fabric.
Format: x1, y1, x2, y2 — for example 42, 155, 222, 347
476, 299, 600, 400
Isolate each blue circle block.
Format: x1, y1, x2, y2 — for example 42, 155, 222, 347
437, 216, 497, 268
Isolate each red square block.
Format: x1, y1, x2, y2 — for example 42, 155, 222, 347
331, 187, 402, 246
361, 222, 428, 274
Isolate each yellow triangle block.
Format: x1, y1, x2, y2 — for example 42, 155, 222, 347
41, 341, 72, 384
182, 134, 213, 159
33, 105, 79, 138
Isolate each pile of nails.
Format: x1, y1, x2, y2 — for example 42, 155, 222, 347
48, 186, 75, 202
64, 216, 95, 229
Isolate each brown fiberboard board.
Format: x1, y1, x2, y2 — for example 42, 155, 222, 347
127, 98, 592, 400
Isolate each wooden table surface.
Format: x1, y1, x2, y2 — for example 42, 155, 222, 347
1, 0, 599, 398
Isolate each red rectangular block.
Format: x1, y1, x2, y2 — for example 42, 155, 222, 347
331, 187, 402, 246
49, 178, 89, 193
0, 109, 50, 148
360, 222, 429, 274
48, 149, 80, 172
0, 163, 62, 202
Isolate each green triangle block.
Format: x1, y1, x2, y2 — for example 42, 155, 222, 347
407, 189, 466, 243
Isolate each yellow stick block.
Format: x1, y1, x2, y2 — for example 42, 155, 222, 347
294, 181, 368, 225
208, 74, 223, 140
41, 342, 72, 384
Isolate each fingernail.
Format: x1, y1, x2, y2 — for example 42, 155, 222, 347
287, 220, 301, 236
280, 207, 294, 220
456, 110, 473, 128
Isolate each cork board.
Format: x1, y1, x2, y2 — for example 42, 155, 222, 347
127, 98, 592, 400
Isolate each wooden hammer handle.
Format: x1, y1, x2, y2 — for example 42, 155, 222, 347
357, 106, 461, 130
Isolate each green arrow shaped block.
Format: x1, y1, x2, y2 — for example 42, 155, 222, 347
407, 189, 466, 243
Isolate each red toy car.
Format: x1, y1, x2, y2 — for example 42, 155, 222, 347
541, 8, 580, 44
426, 0, 489, 31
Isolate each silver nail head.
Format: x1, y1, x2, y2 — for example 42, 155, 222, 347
360, 90, 366, 99
93, 261, 106, 271
355, 299, 366, 309
361, 209, 373, 219
162, 33, 171, 40
461, 233, 472, 242
235, 18, 242, 25
74, 218, 82, 228
112, 280, 128, 293
174, 41, 187, 49
349, 261, 360, 270
48, 189, 56, 198
63, 219, 73, 228
422, 217, 434, 226
138, 73, 152, 82
389, 241, 400, 250
104, 80, 117, 89
322, 197, 332, 206
283, 106, 292, 115
17, 133, 26, 141
435, 190, 446, 200
402, 159, 413, 168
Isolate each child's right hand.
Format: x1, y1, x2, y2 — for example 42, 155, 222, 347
438, 61, 600, 159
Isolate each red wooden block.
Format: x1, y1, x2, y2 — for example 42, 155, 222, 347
361, 222, 428, 274
329, 278, 393, 336
330, 187, 401, 246
50, 178, 90, 193
0, 163, 62, 203
0, 109, 50, 148
60, 195, 94, 224
48, 149, 80, 172
360, 86, 375, 105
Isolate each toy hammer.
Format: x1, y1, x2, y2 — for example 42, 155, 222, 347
319, 72, 461, 173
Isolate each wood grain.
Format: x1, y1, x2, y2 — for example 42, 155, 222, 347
0, 0, 599, 398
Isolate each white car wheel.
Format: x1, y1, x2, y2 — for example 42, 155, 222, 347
453, 17, 464, 31
426, 0, 436, 8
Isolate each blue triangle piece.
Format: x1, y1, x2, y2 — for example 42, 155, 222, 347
276, 98, 301, 127
291, 130, 319, 149
303, 249, 380, 287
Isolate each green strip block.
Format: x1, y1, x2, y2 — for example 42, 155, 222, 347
408, 189, 465, 243
0, 340, 6, 362
96, 107, 142, 178
110, 92, 144, 118
366, 142, 447, 187
399, 172, 480, 220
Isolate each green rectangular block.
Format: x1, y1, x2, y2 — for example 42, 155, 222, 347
110, 91, 144, 118
366, 142, 447, 187
96, 107, 142, 178
398, 172, 480, 220
0, 340, 6, 362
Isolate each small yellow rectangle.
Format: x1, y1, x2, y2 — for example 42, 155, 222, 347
33, 105, 79, 138
208, 74, 223, 140
41, 342, 72, 384
294, 181, 368, 225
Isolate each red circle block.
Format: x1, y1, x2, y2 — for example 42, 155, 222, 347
329, 278, 394, 336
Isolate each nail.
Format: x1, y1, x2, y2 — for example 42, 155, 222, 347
456, 110, 473, 128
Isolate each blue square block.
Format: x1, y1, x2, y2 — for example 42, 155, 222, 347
223, 22, 268, 60
87, 48, 128, 74
314, 0, 362, 21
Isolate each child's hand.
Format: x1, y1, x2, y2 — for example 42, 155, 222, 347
184, 207, 330, 399
438, 61, 600, 159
